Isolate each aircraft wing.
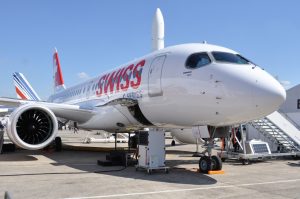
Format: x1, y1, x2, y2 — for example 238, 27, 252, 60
0, 108, 10, 117
0, 97, 96, 123
0, 104, 16, 116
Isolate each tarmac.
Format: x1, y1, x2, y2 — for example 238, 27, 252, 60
1, 130, 300, 199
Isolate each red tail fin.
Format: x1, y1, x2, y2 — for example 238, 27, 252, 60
53, 48, 66, 92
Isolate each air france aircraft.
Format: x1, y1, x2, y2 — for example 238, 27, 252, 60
0, 9, 286, 173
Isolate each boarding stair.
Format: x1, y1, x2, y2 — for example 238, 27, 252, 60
250, 111, 300, 152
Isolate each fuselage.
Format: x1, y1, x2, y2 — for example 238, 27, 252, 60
48, 43, 286, 131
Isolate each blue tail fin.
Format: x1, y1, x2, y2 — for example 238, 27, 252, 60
13, 72, 41, 101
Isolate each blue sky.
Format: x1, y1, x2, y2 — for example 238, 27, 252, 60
0, 1, 299, 99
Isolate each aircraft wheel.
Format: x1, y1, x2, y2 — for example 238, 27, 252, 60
242, 159, 250, 165
55, 137, 62, 152
199, 156, 212, 173
211, 155, 222, 170
171, 140, 175, 146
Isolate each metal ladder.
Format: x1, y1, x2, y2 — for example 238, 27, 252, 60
250, 118, 300, 152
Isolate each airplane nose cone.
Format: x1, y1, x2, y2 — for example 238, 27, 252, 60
253, 70, 286, 115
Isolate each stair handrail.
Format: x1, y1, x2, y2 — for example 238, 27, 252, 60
250, 118, 300, 151
277, 110, 300, 130
265, 113, 300, 151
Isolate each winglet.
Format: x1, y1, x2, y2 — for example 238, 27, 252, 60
53, 48, 66, 93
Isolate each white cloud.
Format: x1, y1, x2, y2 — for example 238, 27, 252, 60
274, 76, 292, 89
279, 80, 292, 89
77, 72, 89, 80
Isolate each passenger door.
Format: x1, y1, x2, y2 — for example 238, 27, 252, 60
148, 55, 166, 97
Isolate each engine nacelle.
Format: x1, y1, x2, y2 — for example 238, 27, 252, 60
170, 129, 205, 145
6, 104, 58, 150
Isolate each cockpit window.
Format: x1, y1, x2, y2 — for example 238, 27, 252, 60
212, 52, 251, 65
185, 53, 211, 69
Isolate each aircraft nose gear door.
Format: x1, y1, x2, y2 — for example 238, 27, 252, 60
148, 55, 166, 97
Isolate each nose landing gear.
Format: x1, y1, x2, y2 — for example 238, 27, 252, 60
198, 127, 223, 173
199, 155, 222, 173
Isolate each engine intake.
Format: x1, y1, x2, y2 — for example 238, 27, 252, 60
6, 104, 58, 150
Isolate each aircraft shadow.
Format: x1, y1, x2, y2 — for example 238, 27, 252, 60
0, 152, 38, 161
287, 161, 300, 167
0, 149, 217, 185
223, 159, 275, 166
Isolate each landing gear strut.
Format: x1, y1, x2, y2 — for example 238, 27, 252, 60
198, 127, 222, 173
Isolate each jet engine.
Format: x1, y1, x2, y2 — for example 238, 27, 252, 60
6, 104, 58, 150
170, 129, 205, 144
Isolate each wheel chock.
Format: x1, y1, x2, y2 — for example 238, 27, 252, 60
207, 170, 225, 175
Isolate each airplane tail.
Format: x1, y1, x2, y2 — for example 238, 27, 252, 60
13, 72, 41, 101
53, 48, 66, 93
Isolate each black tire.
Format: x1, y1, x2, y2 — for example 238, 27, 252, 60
2, 143, 16, 153
171, 140, 176, 146
199, 156, 212, 173
5, 191, 12, 199
292, 155, 300, 160
55, 137, 62, 152
242, 159, 250, 165
211, 155, 222, 170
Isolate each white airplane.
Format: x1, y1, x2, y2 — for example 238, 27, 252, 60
0, 8, 286, 172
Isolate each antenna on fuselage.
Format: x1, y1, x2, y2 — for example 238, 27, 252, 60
152, 8, 164, 52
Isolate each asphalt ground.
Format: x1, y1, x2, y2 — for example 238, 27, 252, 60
0, 130, 300, 199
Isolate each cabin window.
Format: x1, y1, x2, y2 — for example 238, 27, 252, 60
185, 53, 211, 69
212, 52, 252, 65
297, 99, 300, 109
